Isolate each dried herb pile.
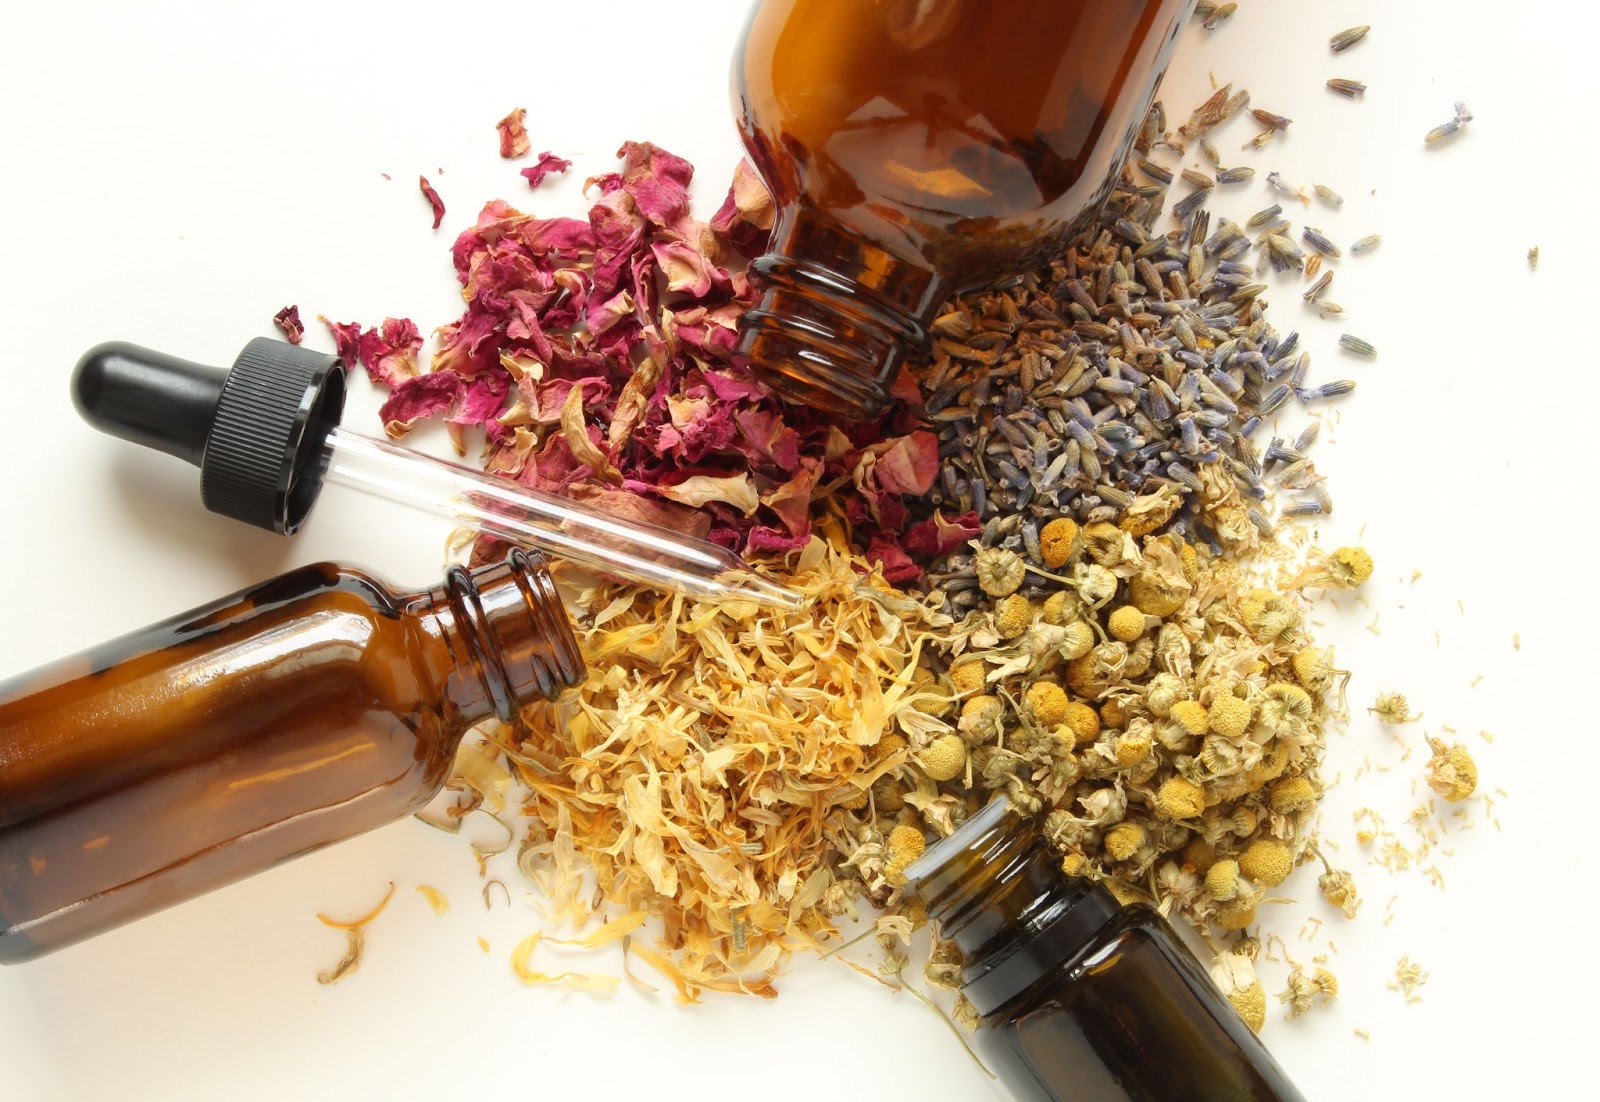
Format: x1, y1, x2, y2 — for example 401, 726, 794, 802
304, 12, 1487, 1029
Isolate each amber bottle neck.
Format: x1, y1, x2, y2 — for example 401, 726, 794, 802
911, 799, 1120, 1016
738, 206, 946, 420
418, 548, 585, 728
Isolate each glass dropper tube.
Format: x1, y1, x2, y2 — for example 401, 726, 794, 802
316, 427, 803, 610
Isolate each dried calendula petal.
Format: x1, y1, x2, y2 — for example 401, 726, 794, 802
1425, 738, 1478, 801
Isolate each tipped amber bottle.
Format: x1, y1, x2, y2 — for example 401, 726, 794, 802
733, 0, 1194, 419
0, 548, 583, 963
908, 799, 1305, 1102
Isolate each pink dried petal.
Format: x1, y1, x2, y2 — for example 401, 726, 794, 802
521, 151, 572, 189
566, 483, 711, 541
709, 158, 776, 253
758, 459, 819, 536
419, 175, 446, 230
868, 431, 940, 497
650, 240, 718, 298
733, 407, 800, 471
865, 537, 922, 584
497, 108, 530, 159
356, 317, 423, 387
744, 526, 812, 554
589, 189, 647, 295
902, 510, 982, 558
321, 316, 364, 365
379, 372, 462, 437
273, 305, 304, 344
616, 141, 694, 228
450, 366, 510, 427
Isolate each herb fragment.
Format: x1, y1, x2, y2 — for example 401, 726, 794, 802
272, 305, 304, 344
419, 175, 445, 229
496, 107, 530, 158
315, 882, 396, 986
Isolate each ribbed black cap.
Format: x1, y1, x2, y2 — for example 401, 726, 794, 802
73, 338, 348, 535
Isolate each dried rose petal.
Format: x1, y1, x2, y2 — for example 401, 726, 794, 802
616, 141, 694, 228
273, 305, 305, 344
419, 175, 446, 230
709, 159, 775, 253
379, 372, 462, 438
321, 316, 364, 365
497, 108, 530, 159
357, 318, 423, 387
521, 151, 572, 189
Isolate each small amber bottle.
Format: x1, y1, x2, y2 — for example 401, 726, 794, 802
908, 799, 1306, 1102
732, 0, 1194, 419
0, 548, 584, 963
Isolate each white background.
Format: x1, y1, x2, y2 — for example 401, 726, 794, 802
0, 1, 1593, 1098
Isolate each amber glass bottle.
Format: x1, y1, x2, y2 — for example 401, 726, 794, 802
0, 549, 583, 963
733, 0, 1194, 419
909, 799, 1305, 1102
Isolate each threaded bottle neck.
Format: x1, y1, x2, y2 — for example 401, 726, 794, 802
909, 798, 1120, 1015
430, 548, 585, 725
738, 208, 945, 420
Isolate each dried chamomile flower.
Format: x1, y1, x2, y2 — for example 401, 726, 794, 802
1318, 865, 1360, 919
1024, 681, 1070, 726
1041, 590, 1080, 625
1369, 691, 1420, 724
1237, 839, 1294, 888
1169, 700, 1209, 736
1118, 484, 1185, 537
1207, 691, 1255, 739
1289, 648, 1334, 693
1039, 517, 1080, 568
1288, 545, 1374, 590
1239, 589, 1301, 643
994, 593, 1033, 638
1260, 683, 1313, 731
1128, 541, 1191, 617
1278, 964, 1335, 1017
1205, 858, 1244, 901
975, 546, 1026, 597
1269, 775, 1317, 814
1210, 951, 1268, 1032
919, 734, 968, 782
1181, 837, 1219, 876
1099, 696, 1130, 730
1060, 852, 1091, 877
1215, 898, 1258, 931
959, 694, 1005, 744
948, 659, 986, 695
1107, 605, 1147, 642
1245, 741, 1292, 790
1057, 621, 1096, 661
1104, 822, 1148, 862
1425, 738, 1478, 801
1082, 521, 1127, 566
1061, 701, 1102, 746
884, 824, 927, 885
872, 775, 907, 814
1156, 775, 1206, 820
1075, 563, 1119, 608
1113, 726, 1154, 767
1144, 672, 1184, 718
1105, 880, 1146, 907
1066, 641, 1128, 697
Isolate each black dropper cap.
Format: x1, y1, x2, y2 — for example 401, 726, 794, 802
72, 338, 348, 535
